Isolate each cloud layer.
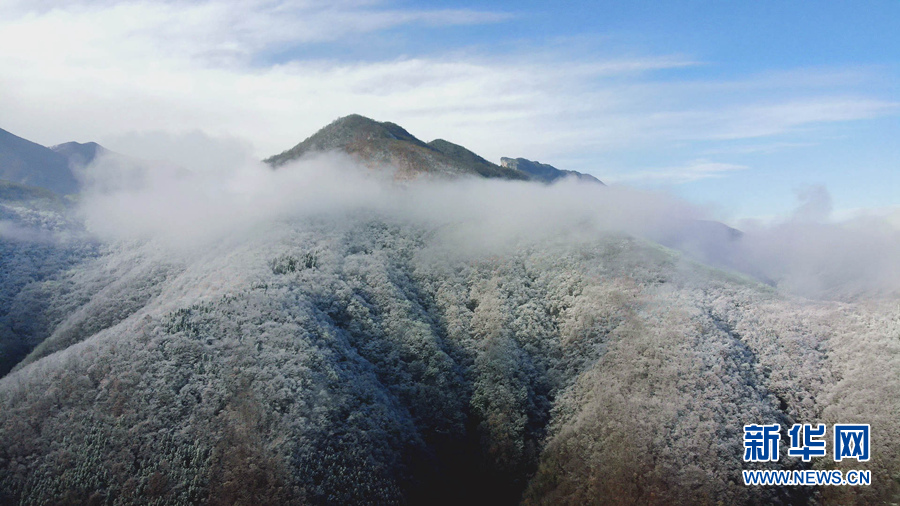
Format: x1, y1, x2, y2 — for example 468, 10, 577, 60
76, 141, 900, 300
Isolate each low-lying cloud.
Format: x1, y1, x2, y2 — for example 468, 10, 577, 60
76, 145, 703, 249
76, 144, 900, 300
734, 189, 900, 299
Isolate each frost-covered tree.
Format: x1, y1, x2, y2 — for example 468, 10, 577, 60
0, 213, 897, 505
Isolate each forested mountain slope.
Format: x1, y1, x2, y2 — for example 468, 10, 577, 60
0, 213, 896, 505
0, 180, 98, 376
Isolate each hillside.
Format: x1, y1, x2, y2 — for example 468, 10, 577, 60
0, 179, 67, 207
0, 179, 97, 377
0, 128, 111, 197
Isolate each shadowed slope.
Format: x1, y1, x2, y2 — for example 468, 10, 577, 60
50, 141, 106, 171
0, 128, 80, 195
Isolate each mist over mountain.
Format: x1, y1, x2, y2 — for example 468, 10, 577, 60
0, 118, 898, 505
50, 141, 106, 172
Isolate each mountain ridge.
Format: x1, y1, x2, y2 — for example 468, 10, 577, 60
0, 128, 81, 195
265, 114, 603, 183
50, 141, 106, 170
500, 157, 604, 185
2, 116, 604, 194
0, 130, 111, 196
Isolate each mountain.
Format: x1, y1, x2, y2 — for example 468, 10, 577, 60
265, 114, 531, 180
0, 134, 105, 378
0, 128, 110, 196
0, 128, 81, 195
659, 219, 745, 268
0, 177, 96, 377
1, 118, 898, 506
265, 115, 604, 184
500, 157, 604, 184
50, 141, 106, 170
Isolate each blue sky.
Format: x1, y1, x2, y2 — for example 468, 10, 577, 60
333, 0, 900, 220
1, 0, 897, 222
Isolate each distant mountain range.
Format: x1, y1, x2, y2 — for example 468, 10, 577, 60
0, 126, 111, 196
1, 116, 603, 198
265, 114, 603, 184
0, 128, 83, 195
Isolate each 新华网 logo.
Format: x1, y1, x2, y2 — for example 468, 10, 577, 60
743, 423, 870, 463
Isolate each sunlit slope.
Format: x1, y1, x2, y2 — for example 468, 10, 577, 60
0, 216, 896, 505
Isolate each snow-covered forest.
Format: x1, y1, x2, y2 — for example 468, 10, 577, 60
1, 167, 898, 505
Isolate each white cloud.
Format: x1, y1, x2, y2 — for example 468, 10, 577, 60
603, 161, 749, 185
706, 97, 898, 140
77, 146, 900, 299
0, 0, 510, 65
77, 145, 706, 253
699, 142, 817, 156
734, 187, 900, 299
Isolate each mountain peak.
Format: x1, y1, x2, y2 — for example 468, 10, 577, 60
51, 141, 107, 169
265, 114, 428, 168
0, 128, 81, 195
